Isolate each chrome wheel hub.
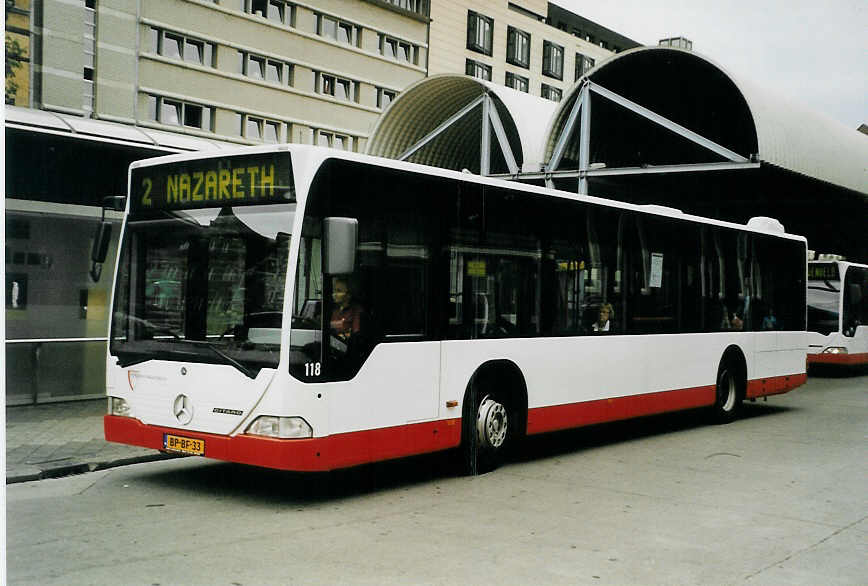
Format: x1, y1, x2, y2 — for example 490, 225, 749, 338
476, 395, 508, 449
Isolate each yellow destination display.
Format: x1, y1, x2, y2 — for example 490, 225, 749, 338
163, 433, 205, 456
466, 260, 487, 277
808, 263, 839, 281
131, 152, 294, 212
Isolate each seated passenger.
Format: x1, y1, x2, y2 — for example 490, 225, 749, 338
592, 303, 614, 332
762, 307, 778, 330
329, 276, 364, 342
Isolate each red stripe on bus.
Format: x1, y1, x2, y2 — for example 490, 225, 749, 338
807, 352, 868, 366
745, 372, 807, 398
526, 385, 716, 435
104, 373, 803, 472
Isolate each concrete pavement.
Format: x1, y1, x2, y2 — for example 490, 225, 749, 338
5, 398, 175, 484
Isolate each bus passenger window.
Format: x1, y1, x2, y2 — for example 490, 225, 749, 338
582, 207, 620, 334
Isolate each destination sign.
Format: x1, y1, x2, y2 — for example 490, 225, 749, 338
131, 152, 294, 212
808, 264, 839, 281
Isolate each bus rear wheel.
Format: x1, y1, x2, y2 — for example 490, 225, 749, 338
713, 358, 744, 423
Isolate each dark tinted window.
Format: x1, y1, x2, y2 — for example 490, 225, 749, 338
290, 159, 807, 381
623, 214, 700, 334
842, 266, 868, 336
753, 234, 806, 331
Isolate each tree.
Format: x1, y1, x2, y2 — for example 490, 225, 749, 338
6, 35, 24, 104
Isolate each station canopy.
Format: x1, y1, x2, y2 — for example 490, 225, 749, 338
366, 49, 868, 259
366, 74, 556, 175
5, 105, 239, 208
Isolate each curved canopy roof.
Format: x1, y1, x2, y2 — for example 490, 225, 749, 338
546, 46, 868, 196
366, 74, 556, 174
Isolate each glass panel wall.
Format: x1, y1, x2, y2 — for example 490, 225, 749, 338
5, 207, 121, 404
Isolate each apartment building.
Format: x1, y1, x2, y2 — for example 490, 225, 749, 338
428, 1, 638, 102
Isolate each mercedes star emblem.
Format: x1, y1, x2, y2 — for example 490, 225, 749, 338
173, 394, 194, 425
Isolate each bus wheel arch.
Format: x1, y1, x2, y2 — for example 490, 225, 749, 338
714, 345, 747, 423
461, 359, 528, 474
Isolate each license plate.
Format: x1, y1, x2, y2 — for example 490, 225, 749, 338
163, 434, 205, 456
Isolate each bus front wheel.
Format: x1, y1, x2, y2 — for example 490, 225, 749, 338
462, 389, 512, 475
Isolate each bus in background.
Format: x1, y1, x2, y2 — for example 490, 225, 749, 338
807, 255, 868, 368
100, 145, 808, 474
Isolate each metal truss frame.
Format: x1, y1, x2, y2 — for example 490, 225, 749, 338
397, 91, 519, 175
541, 80, 758, 193
396, 81, 758, 190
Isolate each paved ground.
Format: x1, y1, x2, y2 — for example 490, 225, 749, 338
6, 373, 867, 585
5, 399, 174, 483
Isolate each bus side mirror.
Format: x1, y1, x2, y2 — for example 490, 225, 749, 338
91, 221, 113, 264
90, 221, 113, 282
89, 196, 125, 282
323, 217, 358, 275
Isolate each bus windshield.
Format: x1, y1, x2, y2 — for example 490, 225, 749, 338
110, 204, 294, 377
807, 282, 840, 335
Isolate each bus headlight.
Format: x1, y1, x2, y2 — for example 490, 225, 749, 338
245, 416, 312, 439
108, 397, 131, 417
822, 347, 848, 354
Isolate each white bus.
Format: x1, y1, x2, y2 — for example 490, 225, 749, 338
101, 145, 808, 473
807, 259, 868, 367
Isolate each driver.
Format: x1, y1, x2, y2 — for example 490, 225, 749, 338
329, 276, 363, 341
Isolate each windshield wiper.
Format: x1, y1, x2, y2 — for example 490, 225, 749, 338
126, 315, 184, 339
181, 340, 256, 379
808, 282, 839, 293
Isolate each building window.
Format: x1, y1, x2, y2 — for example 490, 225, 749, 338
236, 113, 284, 143
377, 88, 396, 109
316, 13, 360, 47
505, 72, 528, 93
314, 72, 358, 102
84, 2, 96, 113
247, 55, 265, 79
542, 41, 564, 80
160, 32, 181, 59
659, 37, 693, 50
238, 51, 293, 85
265, 120, 282, 143
575, 53, 595, 80
506, 26, 530, 68
467, 11, 493, 56
148, 95, 214, 131
381, 0, 427, 15
151, 28, 216, 67
246, 116, 263, 140
379, 34, 418, 65
541, 83, 562, 102
242, 0, 295, 26
315, 130, 353, 151
465, 59, 492, 81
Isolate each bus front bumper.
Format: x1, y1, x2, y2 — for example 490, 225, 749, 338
807, 352, 868, 366
104, 415, 462, 472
